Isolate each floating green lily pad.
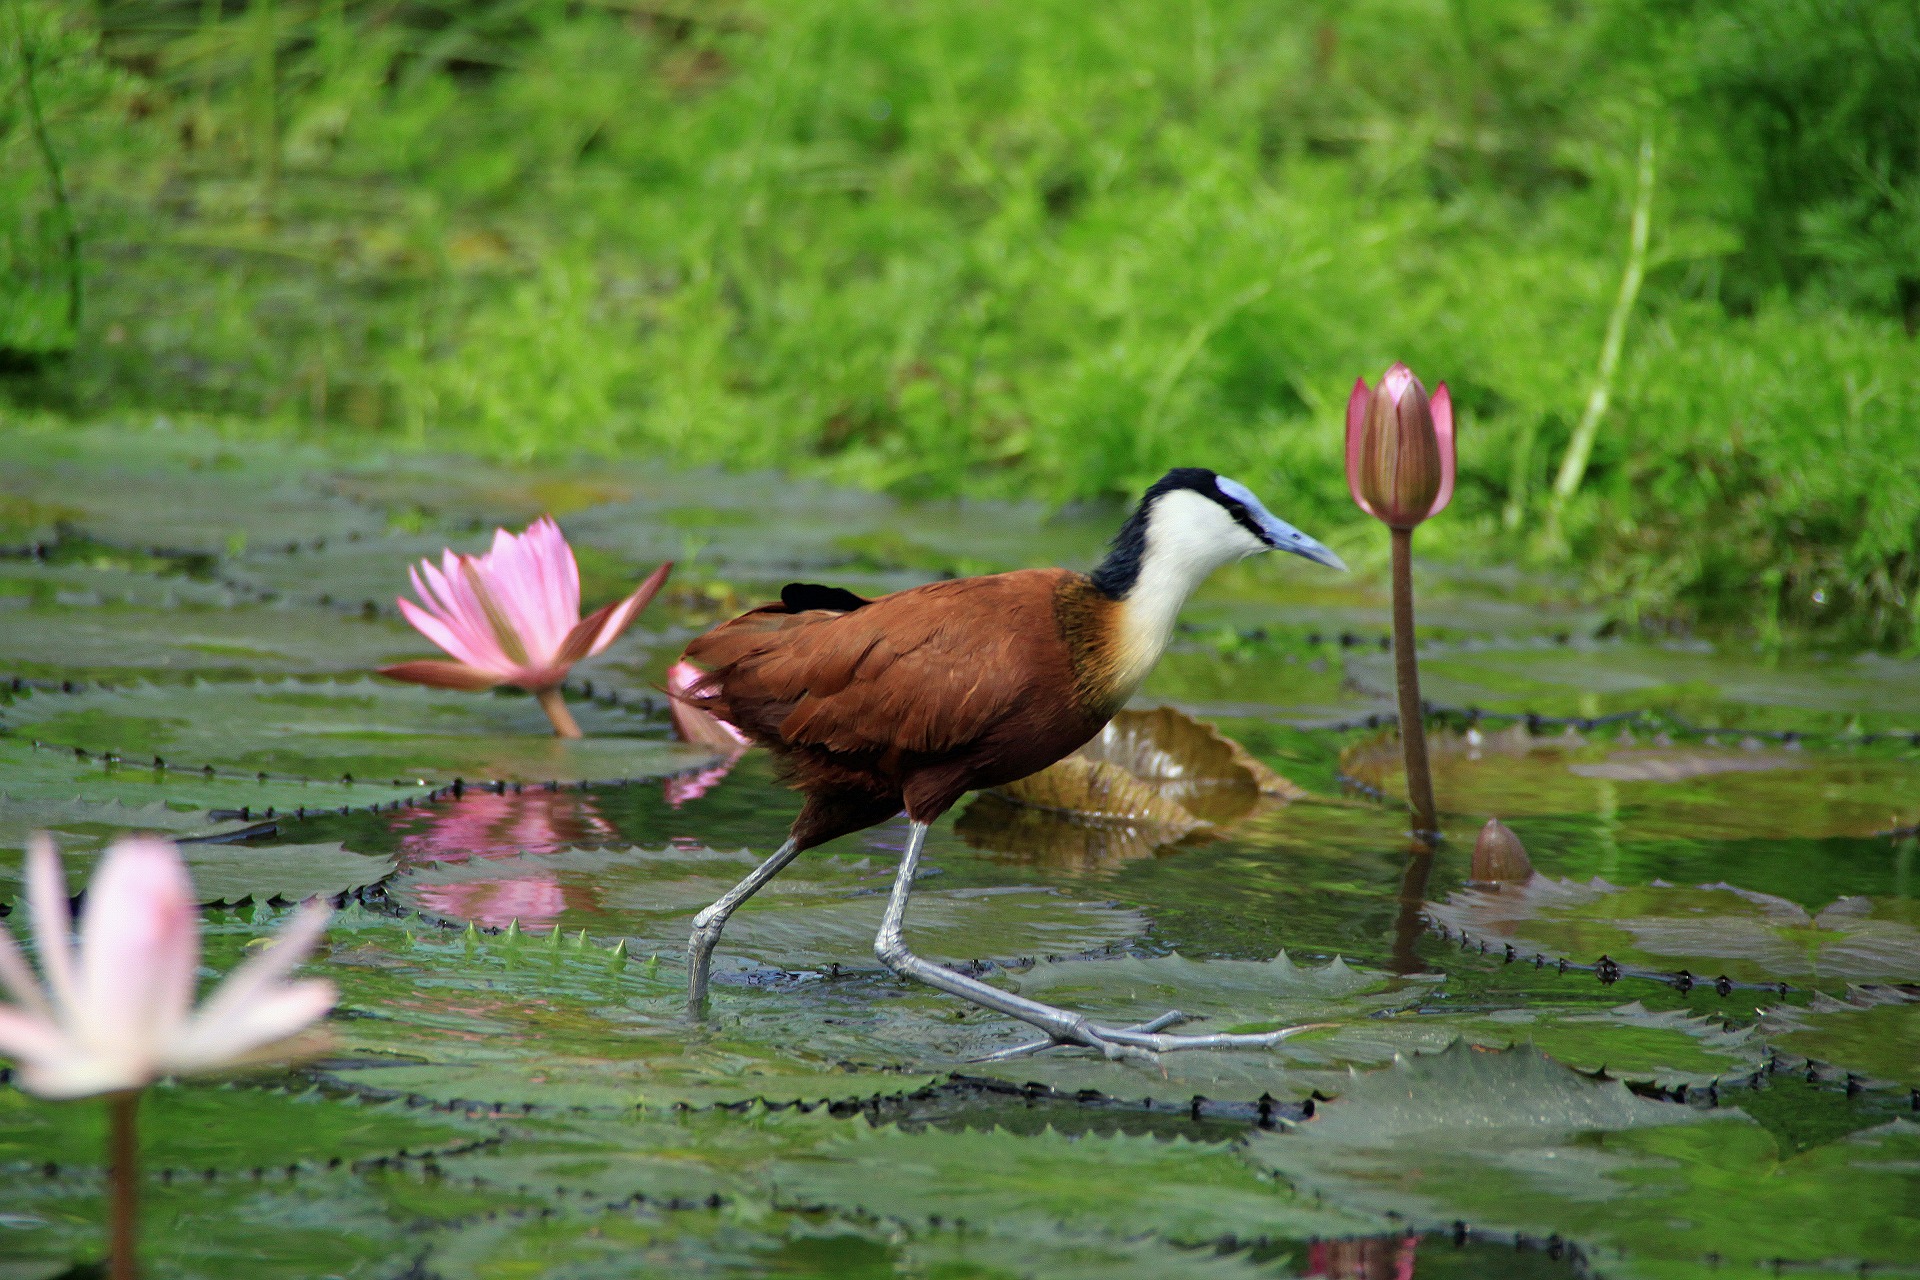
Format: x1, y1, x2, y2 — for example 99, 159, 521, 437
1760, 986, 1920, 1088
0, 737, 419, 816
764, 1122, 1383, 1244
1427, 877, 1920, 988
1, 793, 259, 856
423, 1201, 1286, 1280
0, 560, 243, 608
1293, 1000, 1765, 1087
961, 953, 1433, 1103
299, 910, 987, 1108
392, 846, 1146, 971
1, 826, 392, 905
1, 680, 713, 786
1247, 1043, 1920, 1277
0, 1081, 488, 1172
3, 424, 388, 555
0, 606, 429, 680
1345, 725, 1920, 842
1347, 640, 1920, 735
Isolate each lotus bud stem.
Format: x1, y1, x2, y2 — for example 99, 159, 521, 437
108, 1089, 141, 1280
535, 687, 582, 739
1346, 362, 1455, 842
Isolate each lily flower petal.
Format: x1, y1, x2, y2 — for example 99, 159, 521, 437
1429, 381, 1457, 520
0, 836, 336, 1101
25, 834, 77, 1015
384, 518, 673, 720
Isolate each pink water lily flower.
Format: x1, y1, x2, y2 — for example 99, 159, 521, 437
378, 516, 672, 738
0, 834, 337, 1100
665, 660, 751, 751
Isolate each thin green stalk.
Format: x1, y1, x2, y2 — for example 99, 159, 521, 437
1390, 525, 1438, 840
107, 1089, 141, 1280
1543, 129, 1656, 545
10, 0, 82, 332
252, 0, 278, 204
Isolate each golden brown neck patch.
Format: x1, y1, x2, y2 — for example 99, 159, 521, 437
1053, 574, 1133, 719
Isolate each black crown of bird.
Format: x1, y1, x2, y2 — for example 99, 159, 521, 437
671, 467, 1346, 1061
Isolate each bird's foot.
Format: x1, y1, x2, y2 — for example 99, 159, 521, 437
971, 1013, 1336, 1064
971, 1010, 1193, 1063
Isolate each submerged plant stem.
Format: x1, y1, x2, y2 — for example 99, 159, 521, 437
1390, 526, 1438, 839
107, 1089, 140, 1280
536, 686, 582, 739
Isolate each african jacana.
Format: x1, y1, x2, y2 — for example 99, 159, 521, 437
676, 468, 1346, 1059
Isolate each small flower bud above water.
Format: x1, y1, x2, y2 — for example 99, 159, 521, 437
1471, 818, 1534, 884
1345, 362, 1456, 529
0, 835, 336, 1100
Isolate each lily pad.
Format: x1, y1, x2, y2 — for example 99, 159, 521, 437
1759, 985, 1920, 1088
1247, 1043, 1920, 1277
300, 909, 993, 1108
0, 1167, 519, 1280
0, 560, 243, 608
763, 1122, 1383, 1244
1346, 638, 1920, 736
391, 846, 1146, 971
3, 424, 388, 555
0, 824, 392, 905
0, 737, 420, 816
0, 1081, 488, 1172
1427, 877, 1920, 988
1, 793, 261, 856
423, 1202, 1285, 1280
0, 605, 429, 680
1343, 725, 1920, 842
1, 680, 714, 786
963, 953, 1435, 1103
1293, 1001, 1765, 1087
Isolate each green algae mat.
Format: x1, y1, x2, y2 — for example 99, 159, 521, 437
3, 426, 1920, 1279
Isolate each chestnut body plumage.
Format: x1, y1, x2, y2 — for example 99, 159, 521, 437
676, 468, 1346, 1059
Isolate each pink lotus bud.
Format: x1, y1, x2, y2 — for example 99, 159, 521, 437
1470, 818, 1533, 884
1345, 362, 1456, 529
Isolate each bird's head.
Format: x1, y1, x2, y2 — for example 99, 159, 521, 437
1091, 468, 1345, 599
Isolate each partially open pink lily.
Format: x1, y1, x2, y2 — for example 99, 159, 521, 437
378, 516, 672, 738
0, 835, 336, 1100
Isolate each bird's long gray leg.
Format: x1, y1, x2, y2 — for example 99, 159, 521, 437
687, 836, 802, 1014
874, 822, 1327, 1061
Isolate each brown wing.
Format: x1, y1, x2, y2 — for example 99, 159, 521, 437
682, 570, 1072, 760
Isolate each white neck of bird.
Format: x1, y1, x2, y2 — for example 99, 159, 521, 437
1107, 489, 1266, 697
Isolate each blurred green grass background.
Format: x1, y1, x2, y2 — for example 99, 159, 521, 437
2, 0, 1916, 649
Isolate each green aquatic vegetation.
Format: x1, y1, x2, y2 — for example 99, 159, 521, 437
1, 424, 386, 555
0, 679, 712, 785
1347, 643, 1920, 736
1, 819, 389, 906
0, 737, 417, 817
1248, 1044, 1920, 1279
0, 1080, 489, 1172
1427, 878, 1920, 989
424, 1203, 1289, 1280
762, 1122, 1381, 1243
0, 605, 430, 681
1759, 986, 1920, 1089
297, 909, 974, 1107
391, 846, 1147, 972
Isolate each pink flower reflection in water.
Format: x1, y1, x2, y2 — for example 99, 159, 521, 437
664, 756, 744, 809
390, 789, 616, 866
412, 874, 570, 932
1307, 1236, 1418, 1280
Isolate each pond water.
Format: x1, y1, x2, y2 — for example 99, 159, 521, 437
2, 422, 1917, 1279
